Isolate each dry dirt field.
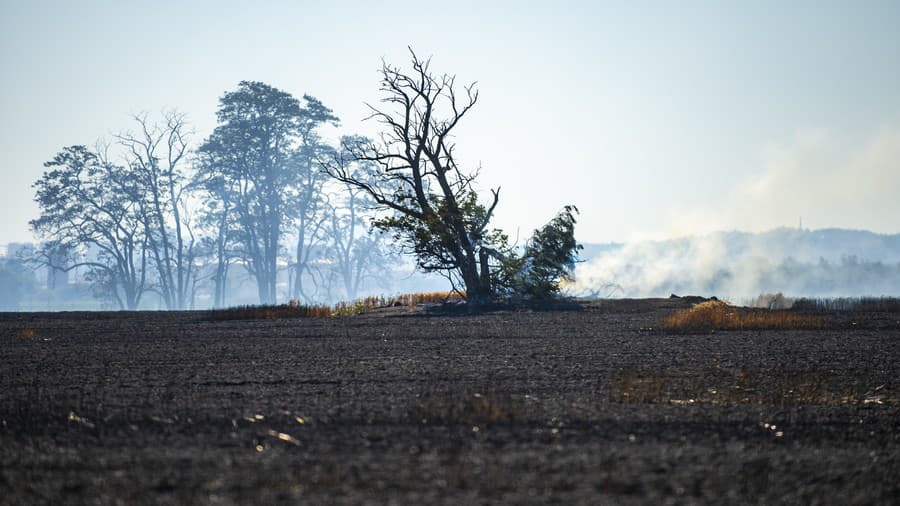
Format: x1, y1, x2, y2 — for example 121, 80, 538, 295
1, 298, 899, 505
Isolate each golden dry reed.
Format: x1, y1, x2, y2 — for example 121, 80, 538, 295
211, 291, 464, 320
660, 300, 829, 332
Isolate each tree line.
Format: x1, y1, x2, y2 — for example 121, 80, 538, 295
31, 83, 391, 309
30, 50, 582, 310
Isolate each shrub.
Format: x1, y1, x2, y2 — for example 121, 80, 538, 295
497, 206, 582, 299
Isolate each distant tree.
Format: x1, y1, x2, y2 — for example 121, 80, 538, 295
288, 95, 339, 303
325, 50, 506, 302
192, 173, 236, 308
31, 146, 149, 309
198, 82, 299, 305
199, 81, 337, 304
116, 111, 198, 309
320, 136, 394, 301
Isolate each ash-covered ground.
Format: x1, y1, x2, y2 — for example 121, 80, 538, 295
2, 299, 898, 505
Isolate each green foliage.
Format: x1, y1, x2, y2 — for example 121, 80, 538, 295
373, 192, 504, 275
497, 206, 582, 299
330, 301, 370, 317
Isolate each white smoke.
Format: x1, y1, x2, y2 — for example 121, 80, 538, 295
572, 125, 900, 300
571, 229, 900, 300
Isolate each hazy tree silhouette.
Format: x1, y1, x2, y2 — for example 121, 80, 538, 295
198, 82, 336, 304
31, 146, 149, 309
288, 95, 339, 303
320, 135, 394, 301
192, 172, 236, 308
116, 111, 199, 309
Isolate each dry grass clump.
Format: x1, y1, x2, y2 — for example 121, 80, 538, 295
660, 300, 829, 332
609, 368, 891, 407
394, 291, 465, 306
208, 302, 333, 321
15, 328, 37, 339
209, 291, 465, 320
332, 291, 464, 316
413, 392, 523, 425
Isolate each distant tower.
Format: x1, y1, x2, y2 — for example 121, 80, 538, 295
799, 217, 803, 231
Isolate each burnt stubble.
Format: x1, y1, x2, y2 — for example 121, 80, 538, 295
2, 299, 898, 504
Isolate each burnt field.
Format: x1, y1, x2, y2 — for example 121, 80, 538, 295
1, 298, 899, 505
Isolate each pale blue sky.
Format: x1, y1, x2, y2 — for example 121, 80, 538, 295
2, 1, 899, 244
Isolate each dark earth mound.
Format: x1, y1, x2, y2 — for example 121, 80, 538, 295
2, 299, 898, 504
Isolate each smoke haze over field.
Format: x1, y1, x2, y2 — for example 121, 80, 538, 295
571, 229, 900, 300
570, 124, 900, 300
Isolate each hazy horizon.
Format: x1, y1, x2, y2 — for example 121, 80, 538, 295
3, 1, 899, 246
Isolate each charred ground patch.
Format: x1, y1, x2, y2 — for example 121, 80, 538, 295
1, 299, 898, 504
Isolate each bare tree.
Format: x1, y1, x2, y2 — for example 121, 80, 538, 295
116, 111, 198, 309
326, 50, 505, 302
322, 135, 393, 301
